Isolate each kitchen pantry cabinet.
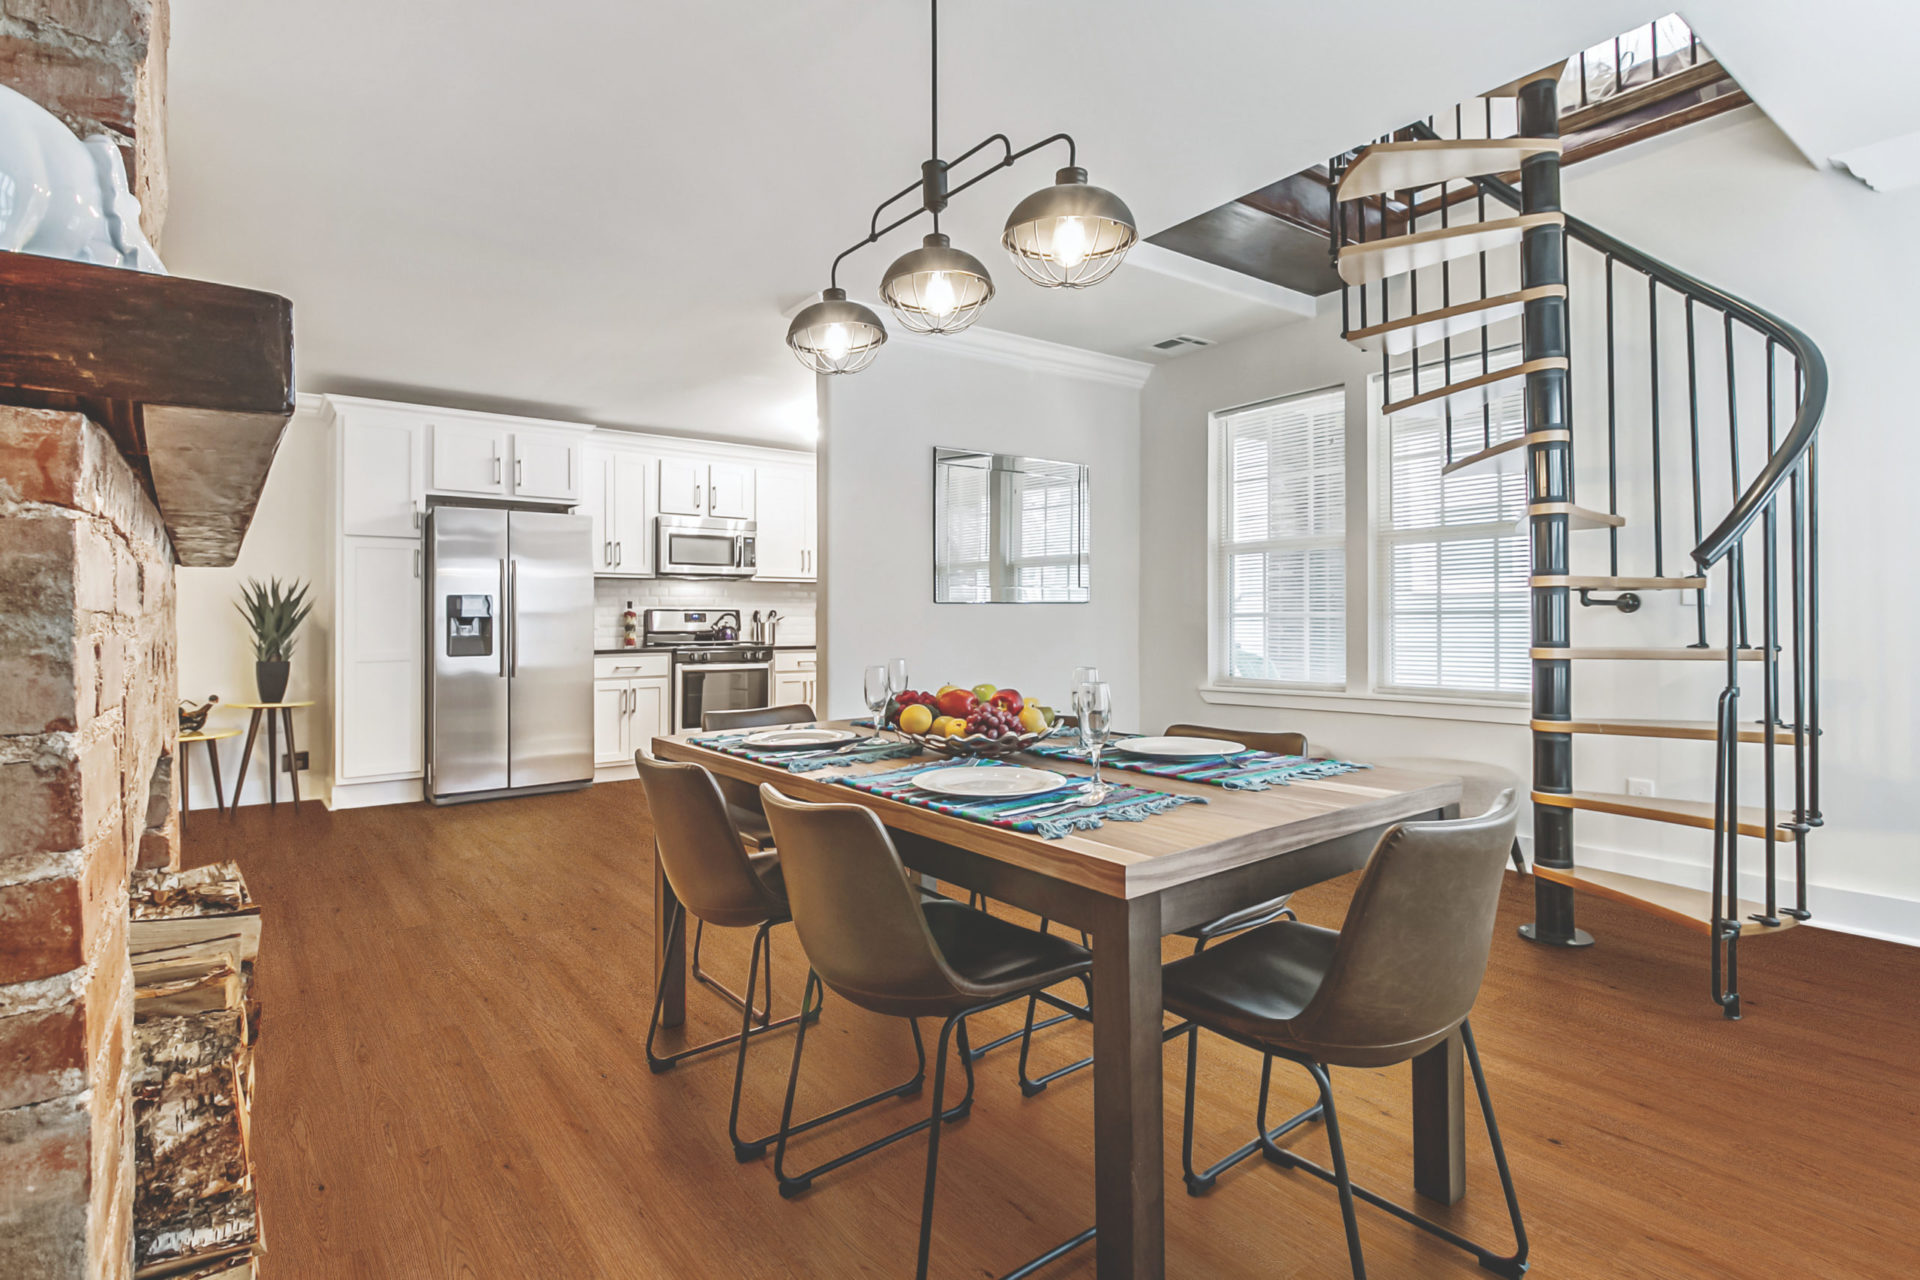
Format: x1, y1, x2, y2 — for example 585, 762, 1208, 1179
594, 654, 670, 768
754, 464, 817, 580
337, 537, 424, 781
659, 457, 755, 519
582, 446, 655, 575
772, 650, 818, 714
338, 406, 425, 538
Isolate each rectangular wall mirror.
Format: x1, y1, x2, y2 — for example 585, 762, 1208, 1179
933, 447, 1090, 603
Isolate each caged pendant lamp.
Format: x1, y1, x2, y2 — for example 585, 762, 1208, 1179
785, 0, 1136, 373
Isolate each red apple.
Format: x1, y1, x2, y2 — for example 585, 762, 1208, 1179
989, 688, 1024, 715
937, 688, 980, 719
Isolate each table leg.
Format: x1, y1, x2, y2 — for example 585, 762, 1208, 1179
232, 712, 262, 817
1412, 1028, 1467, 1204
206, 738, 227, 815
1090, 893, 1165, 1279
267, 712, 279, 810
282, 708, 302, 812
181, 746, 191, 817
654, 843, 685, 1028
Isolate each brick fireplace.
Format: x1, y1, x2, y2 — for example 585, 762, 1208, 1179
1, 408, 179, 1278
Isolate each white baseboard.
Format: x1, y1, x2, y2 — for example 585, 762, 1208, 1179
1519, 835, 1920, 947
328, 776, 424, 810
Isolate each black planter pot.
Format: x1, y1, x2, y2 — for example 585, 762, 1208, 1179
255, 660, 290, 704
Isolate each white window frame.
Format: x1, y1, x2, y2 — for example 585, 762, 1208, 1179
1206, 386, 1348, 693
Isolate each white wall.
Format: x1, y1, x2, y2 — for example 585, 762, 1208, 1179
821, 333, 1145, 724
176, 410, 334, 810
1139, 108, 1920, 942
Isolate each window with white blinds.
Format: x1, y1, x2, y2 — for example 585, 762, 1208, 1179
1376, 352, 1531, 697
1211, 388, 1346, 688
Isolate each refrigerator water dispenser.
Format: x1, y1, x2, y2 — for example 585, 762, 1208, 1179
445, 594, 494, 657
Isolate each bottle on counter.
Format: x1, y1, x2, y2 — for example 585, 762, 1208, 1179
622, 601, 639, 649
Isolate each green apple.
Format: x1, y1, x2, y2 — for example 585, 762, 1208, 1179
971, 682, 997, 703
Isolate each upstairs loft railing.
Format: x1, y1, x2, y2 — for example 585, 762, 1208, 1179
1563, 13, 1706, 112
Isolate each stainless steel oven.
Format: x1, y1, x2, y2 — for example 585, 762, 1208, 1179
657, 515, 757, 578
673, 653, 773, 731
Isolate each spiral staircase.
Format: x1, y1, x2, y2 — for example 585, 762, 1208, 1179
1327, 65, 1826, 1018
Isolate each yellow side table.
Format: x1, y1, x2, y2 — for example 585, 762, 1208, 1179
178, 726, 240, 819
230, 700, 317, 814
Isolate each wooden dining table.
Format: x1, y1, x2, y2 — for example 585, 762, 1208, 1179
651, 725, 1467, 1279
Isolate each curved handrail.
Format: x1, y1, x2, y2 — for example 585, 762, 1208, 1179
1403, 124, 1829, 568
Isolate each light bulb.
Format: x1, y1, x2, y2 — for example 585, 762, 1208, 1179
1053, 217, 1089, 269
923, 271, 957, 318
821, 323, 851, 361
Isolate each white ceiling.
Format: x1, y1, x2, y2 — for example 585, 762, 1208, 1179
165, 0, 1654, 446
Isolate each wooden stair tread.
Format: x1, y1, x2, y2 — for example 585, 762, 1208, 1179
1533, 790, 1794, 840
1382, 357, 1566, 416
1532, 717, 1804, 744
1338, 138, 1563, 202
1533, 574, 1706, 590
1440, 430, 1567, 477
1532, 647, 1764, 661
1346, 286, 1563, 356
1516, 503, 1625, 532
1532, 864, 1798, 938
1337, 213, 1563, 286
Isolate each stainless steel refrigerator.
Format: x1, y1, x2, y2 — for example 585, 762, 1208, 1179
425, 505, 594, 804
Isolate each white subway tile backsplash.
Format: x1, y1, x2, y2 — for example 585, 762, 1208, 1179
593, 577, 816, 649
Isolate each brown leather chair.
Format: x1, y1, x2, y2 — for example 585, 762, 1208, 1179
701, 702, 818, 850
1163, 788, 1529, 1279
1366, 755, 1525, 874
759, 784, 1096, 1280
636, 753, 838, 1164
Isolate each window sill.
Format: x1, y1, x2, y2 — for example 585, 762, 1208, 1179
1197, 683, 1530, 725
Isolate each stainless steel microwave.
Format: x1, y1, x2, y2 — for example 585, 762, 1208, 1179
656, 515, 757, 578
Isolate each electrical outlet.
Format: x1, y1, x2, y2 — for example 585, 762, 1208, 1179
1626, 776, 1655, 797
281, 750, 309, 772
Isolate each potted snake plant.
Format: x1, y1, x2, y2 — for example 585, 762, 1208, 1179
236, 578, 313, 704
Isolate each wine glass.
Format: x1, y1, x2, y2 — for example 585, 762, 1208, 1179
1074, 681, 1113, 797
864, 664, 894, 742
887, 658, 910, 704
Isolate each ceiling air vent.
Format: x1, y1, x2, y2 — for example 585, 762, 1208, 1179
1148, 334, 1214, 354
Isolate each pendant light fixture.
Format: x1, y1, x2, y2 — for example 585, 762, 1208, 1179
786, 0, 1137, 373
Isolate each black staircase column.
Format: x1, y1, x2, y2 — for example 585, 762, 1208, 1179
1515, 73, 1593, 949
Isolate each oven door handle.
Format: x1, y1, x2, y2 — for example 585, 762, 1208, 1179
678, 662, 772, 675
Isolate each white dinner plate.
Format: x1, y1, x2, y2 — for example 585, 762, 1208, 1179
1110, 735, 1247, 759
914, 766, 1070, 800
742, 728, 857, 749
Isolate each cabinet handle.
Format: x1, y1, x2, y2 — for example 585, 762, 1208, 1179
615, 540, 622, 566
493, 452, 502, 484
413, 549, 420, 578
413, 503, 421, 529
516, 456, 524, 488
692, 483, 701, 509
604, 540, 611, 565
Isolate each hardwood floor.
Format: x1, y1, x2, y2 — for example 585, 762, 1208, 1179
186, 783, 1920, 1278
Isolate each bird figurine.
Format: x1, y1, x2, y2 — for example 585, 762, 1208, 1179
178, 695, 219, 734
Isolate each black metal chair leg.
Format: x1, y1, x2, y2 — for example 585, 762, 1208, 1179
726, 922, 775, 1160
915, 1014, 964, 1280
1307, 1062, 1369, 1280
1462, 1019, 1531, 1277
1016, 979, 1096, 1097
773, 983, 955, 1198
1178, 1028, 1322, 1196
692, 917, 772, 1026
645, 908, 814, 1076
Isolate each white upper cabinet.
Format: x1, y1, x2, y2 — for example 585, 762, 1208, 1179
339, 408, 424, 539
610, 450, 654, 574
658, 457, 756, 519
754, 464, 816, 579
707, 461, 755, 519
582, 447, 615, 571
513, 433, 578, 501
431, 422, 510, 496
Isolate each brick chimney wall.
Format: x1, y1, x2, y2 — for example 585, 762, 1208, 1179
0, 408, 178, 1280
0, 0, 169, 244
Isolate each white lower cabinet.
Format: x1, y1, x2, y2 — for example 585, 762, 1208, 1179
594, 654, 671, 770
772, 650, 818, 714
338, 537, 424, 782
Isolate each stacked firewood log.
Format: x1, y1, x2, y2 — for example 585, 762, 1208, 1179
129, 863, 264, 1278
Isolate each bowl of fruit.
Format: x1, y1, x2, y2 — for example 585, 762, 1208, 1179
890, 683, 1057, 759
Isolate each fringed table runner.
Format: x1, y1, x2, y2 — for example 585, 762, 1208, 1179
1026, 742, 1370, 791
834, 759, 1206, 841
689, 730, 924, 773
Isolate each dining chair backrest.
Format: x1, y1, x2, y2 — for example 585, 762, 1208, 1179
1164, 723, 1308, 757
703, 703, 816, 732
758, 785, 963, 1013
1366, 756, 1519, 820
1285, 788, 1520, 1062
635, 755, 783, 927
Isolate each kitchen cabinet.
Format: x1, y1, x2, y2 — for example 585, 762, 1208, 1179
513, 432, 579, 502
339, 408, 425, 538
583, 446, 655, 574
594, 654, 671, 767
754, 464, 816, 580
430, 422, 510, 496
338, 537, 424, 781
659, 457, 756, 519
772, 650, 818, 714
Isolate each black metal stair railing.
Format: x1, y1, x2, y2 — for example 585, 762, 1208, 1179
1327, 96, 1826, 1018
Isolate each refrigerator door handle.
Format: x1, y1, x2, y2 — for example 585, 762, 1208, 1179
508, 558, 519, 676
498, 558, 509, 676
